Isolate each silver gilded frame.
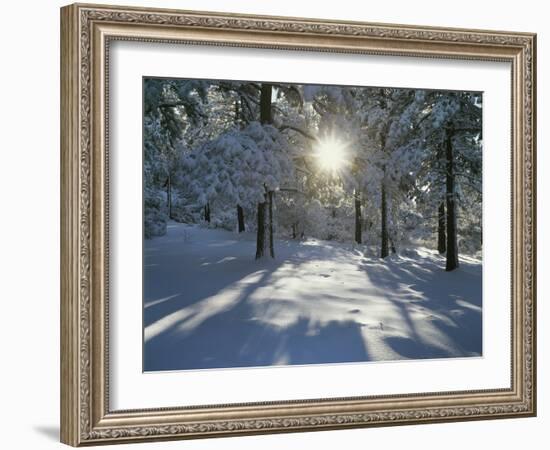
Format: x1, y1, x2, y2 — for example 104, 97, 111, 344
60, 3, 536, 446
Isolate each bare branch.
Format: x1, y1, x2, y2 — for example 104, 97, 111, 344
279, 124, 318, 142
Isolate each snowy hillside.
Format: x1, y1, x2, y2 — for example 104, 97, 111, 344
144, 222, 482, 371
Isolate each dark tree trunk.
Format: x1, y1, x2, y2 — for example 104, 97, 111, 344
204, 202, 211, 223
235, 100, 245, 234
260, 84, 273, 125
292, 223, 297, 239
166, 174, 172, 220
255, 196, 267, 259
237, 205, 245, 232
390, 237, 397, 254
268, 190, 274, 258
389, 198, 398, 254
438, 201, 446, 254
354, 191, 362, 244
255, 83, 275, 258
380, 180, 389, 258
445, 127, 459, 271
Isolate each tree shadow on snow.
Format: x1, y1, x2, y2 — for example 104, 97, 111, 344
145, 313, 368, 371
358, 252, 482, 360
143, 224, 482, 371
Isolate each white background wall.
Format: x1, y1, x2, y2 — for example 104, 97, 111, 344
0, 0, 546, 449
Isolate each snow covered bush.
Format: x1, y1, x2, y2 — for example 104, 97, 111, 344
180, 121, 294, 228
206, 208, 240, 231
144, 188, 167, 239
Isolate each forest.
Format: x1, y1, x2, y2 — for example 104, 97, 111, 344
143, 77, 483, 371
144, 78, 481, 270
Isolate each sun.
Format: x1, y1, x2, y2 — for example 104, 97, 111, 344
314, 137, 348, 172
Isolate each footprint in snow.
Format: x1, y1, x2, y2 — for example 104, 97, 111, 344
319, 273, 331, 278
348, 309, 361, 314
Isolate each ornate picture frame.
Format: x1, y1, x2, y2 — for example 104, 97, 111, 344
60, 2, 536, 446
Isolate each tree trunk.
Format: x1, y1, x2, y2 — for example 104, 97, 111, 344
235, 100, 245, 234
237, 205, 245, 233
390, 237, 397, 254
255, 83, 274, 258
380, 180, 389, 258
438, 202, 446, 254
354, 190, 362, 244
235, 98, 240, 127
255, 196, 267, 259
204, 202, 211, 223
268, 190, 275, 258
445, 127, 459, 271
166, 174, 172, 220
390, 196, 398, 254
260, 84, 273, 124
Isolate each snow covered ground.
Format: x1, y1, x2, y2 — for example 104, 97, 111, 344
144, 222, 482, 371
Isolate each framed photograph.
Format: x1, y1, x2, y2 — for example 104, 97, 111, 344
60, 3, 536, 446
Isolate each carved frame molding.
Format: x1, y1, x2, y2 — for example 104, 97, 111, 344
60, 3, 536, 446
